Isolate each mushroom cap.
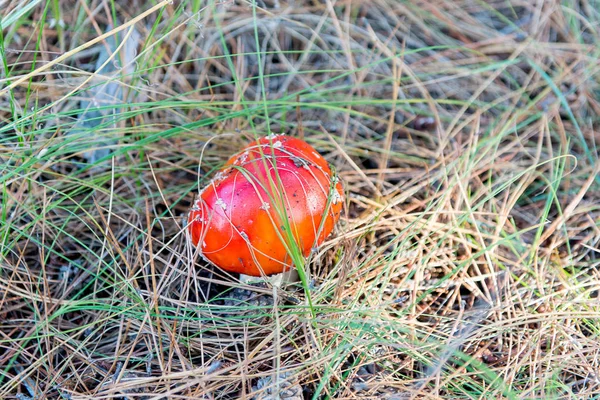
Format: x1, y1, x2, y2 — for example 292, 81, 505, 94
188, 135, 343, 276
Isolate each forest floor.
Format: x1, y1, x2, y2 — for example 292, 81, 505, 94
1, 0, 599, 399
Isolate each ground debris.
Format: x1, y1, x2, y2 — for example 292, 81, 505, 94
250, 372, 303, 400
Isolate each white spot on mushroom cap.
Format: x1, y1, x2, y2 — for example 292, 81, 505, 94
331, 190, 343, 205
214, 171, 226, 181
265, 133, 283, 139
260, 202, 270, 211
216, 198, 227, 210
237, 151, 249, 164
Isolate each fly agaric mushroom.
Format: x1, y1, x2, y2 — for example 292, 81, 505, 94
188, 134, 343, 277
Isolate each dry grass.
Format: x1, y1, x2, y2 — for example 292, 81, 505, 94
1, 0, 599, 399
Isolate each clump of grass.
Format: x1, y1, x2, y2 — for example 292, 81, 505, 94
1, 0, 599, 399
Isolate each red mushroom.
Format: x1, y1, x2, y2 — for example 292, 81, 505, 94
188, 135, 343, 277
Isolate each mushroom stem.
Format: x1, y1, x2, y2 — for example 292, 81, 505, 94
270, 268, 300, 289
238, 269, 299, 289
238, 273, 259, 285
